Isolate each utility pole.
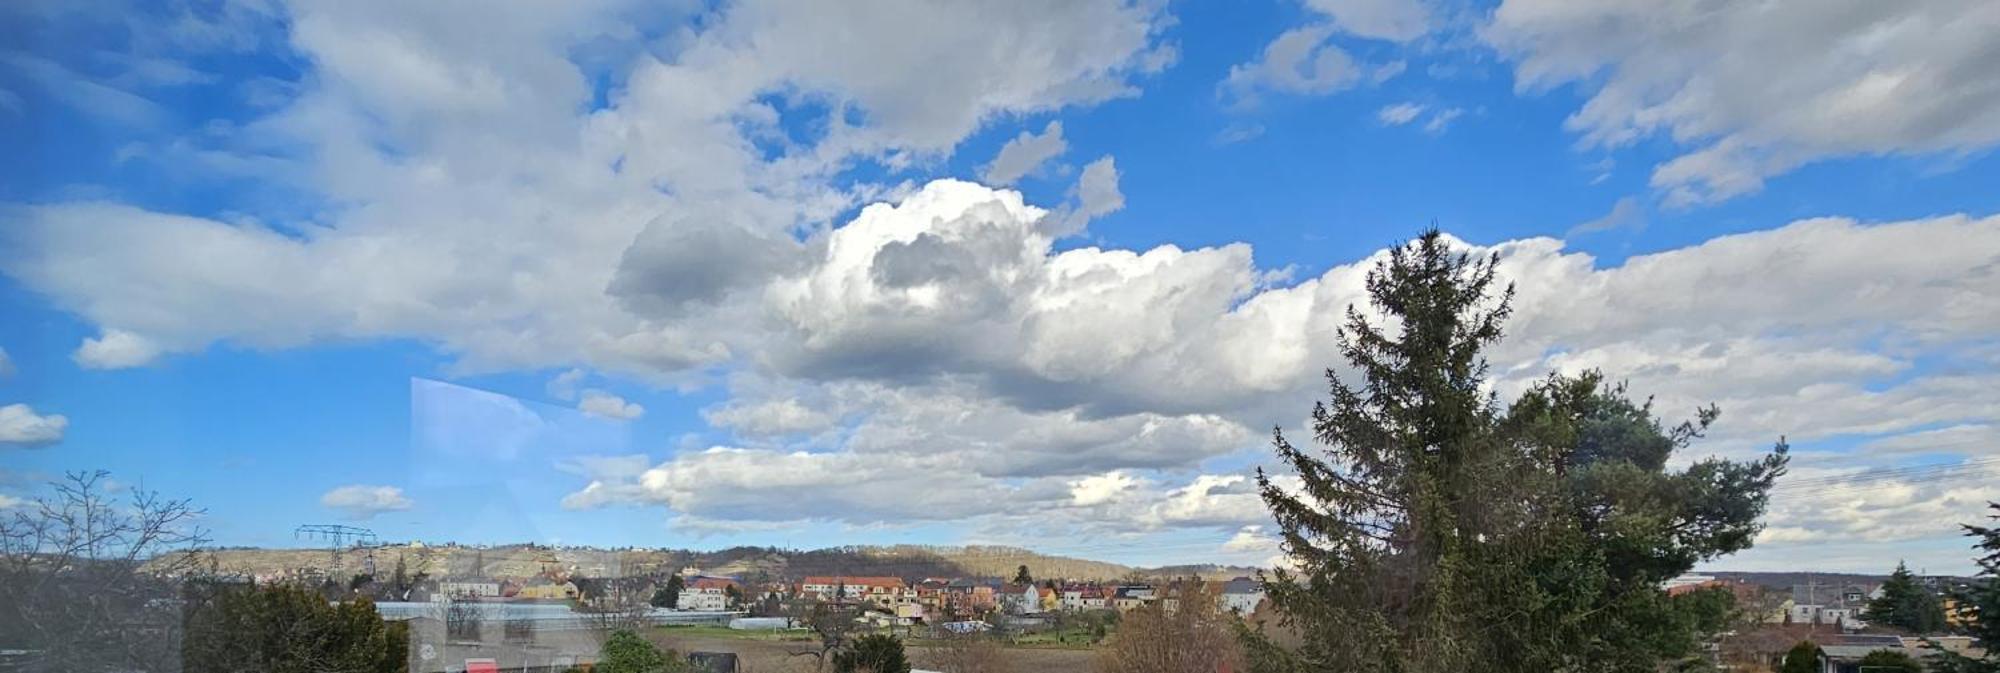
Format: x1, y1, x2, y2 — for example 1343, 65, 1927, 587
295, 524, 381, 580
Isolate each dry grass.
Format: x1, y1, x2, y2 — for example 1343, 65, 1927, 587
916, 634, 1013, 673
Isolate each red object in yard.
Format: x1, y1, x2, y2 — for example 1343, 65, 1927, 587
465, 658, 499, 673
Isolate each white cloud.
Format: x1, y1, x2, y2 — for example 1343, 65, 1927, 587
1421, 106, 1464, 134
1567, 197, 1644, 237
1136, 474, 1280, 529
9, 0, 2000, 565
74, 329, 163, 369
1, 0, 1176, 375
1222, 525, 1276, 553
0, 494, 23, 509
1754, 457, 2000, 550
319, 484, 414, 520
1213, 123, 1266, 145
1, 53, 166, 128
982, 121, 1067, 186
1071, 156, 1125, 223
703, 398, 836, 437
1862, 424, 1999, 458
1485, 1, 2000, 205
546, 368, 585, 401
578, 390, 644, 420
564, 446, 1011, 524
1305, 0, 1433, 42
1071, 471, 1139, 506
1222, 25, 1362, 104
0, 346, 13, 377
1378, 102, 1424, 125
0, 404, 67, 448
16, 158, 2000, 552
1220, 0, 1426, 105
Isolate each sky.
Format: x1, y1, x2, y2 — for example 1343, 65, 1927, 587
1, 0, 1997, 574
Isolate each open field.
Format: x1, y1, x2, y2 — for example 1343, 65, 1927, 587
654, 632, 1097, 673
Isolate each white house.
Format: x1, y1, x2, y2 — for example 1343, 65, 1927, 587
678, 576, 738, 611
438, 580, 501, 598
1219, 578, 1263, 615
1789, 603, 1821, 624
1817, 607, 1855, 627
1002, 583, 1040, 615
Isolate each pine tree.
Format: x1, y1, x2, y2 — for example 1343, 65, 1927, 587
182, 582, 410, 672
1778, 641, 1820, 673
653, 574, 685, 609
1932, 502, 2000, 673
833, 633, 910, 673
1014, 565, 1033, 585
1867, 561, 1947, 633
1244, 230, 1787, 673
1246, 231, 1516, 672
391, 555, 411, 600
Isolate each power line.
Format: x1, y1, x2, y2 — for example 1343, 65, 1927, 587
1773, 456, 2000, 490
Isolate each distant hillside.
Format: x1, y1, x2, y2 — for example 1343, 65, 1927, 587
179, 542, 1250, 583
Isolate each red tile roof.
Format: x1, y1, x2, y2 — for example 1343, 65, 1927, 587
802, 576, 906, 589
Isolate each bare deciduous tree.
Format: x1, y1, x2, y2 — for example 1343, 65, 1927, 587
0, 470, 208, 673
1095, 583, 1241, 673
787, 600, 860, 672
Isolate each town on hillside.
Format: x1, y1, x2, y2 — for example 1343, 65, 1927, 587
180, 535, 1989, 673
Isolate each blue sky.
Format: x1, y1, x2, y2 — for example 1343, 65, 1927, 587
2, 0, 1998, 573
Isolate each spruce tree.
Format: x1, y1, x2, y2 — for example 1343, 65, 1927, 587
1867, 561, 1947, 633
1246, 231, 1515, 672
1244, 230, 1787, 673
1932, 503, 2000, 673
1778, 642, 1820, 673
833, 634, 911, 673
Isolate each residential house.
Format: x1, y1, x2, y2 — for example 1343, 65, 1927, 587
438, 579, 502, 599
1062, 585, 1111, 612
1112, 586, 1155, 612
1038, 586, 1060, 612
1060, 584, 1086, 611
1219, 577, 1263, 615
1816, 635, 1948, 673
800, 576, 912, 606
916, 579, 951, 611
515, 579, 579, 601
1789, 583, 1875, 628
679, 576, 740, 612
946, 578, 1003, 611
1001, 583, 1040, 615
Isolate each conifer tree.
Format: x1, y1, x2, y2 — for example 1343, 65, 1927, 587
1778, 642, 1820, 673
1244, 230, 1787, 673
1867, 561, 1947, 633
1246, 231, 1516, 672
1932, 503, 2000, 673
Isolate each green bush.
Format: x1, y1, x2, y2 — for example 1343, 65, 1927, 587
833, 633, 911, 673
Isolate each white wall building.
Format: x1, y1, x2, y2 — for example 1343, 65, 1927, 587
678, 577, 738, 611
438, 580, 501, 598
1220, 578, 1264, 615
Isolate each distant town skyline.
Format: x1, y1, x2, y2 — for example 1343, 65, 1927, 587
3, 0, 1998, 574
